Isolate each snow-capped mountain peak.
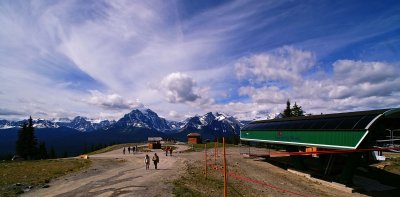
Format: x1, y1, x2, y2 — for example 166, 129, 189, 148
112, 108, 170, 132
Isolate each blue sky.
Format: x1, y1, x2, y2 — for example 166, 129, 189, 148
1, 0, 400, 121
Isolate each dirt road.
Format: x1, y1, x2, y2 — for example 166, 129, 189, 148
22, 145, 392, 197
23, 145, 190, 197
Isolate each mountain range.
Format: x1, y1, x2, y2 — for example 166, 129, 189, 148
0, 108, 244, 134
0, 108, 247, 158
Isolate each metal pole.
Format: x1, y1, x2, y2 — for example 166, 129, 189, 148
391, 130, 394, 147
223, 137, 227, 197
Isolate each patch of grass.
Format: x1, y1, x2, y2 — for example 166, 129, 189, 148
173, 161, 248, 197
173, 177, 204, 197
173, 164, 222, 197
88, 144, 123, 155
0, 159, 91, 196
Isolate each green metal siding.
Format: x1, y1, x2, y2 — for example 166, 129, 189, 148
240, 130, 367, 148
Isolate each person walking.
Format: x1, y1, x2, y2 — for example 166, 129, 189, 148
132, 146, 136, 154
169, 147, 173, 156
144, 154, 150, 170
152, 153, 159, 169
165, 147, 169, 156
128, 147, 131, 154
123, 147, 126, 155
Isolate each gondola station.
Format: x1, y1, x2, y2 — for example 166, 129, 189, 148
240, 108, 400, 184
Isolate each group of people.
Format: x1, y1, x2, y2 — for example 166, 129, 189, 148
144, 153, 159, 170
121, 146, 175, 170
143, 146, 173, 170
165, 146, 173, 156
122, 145, 138, 154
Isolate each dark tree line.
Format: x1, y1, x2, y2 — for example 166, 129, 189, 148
283, 99, 305, 118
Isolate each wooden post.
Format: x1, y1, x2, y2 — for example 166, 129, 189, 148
223, 137, 227, 197
214, 138, 217, 164
216, 139, 219, 158
205, 143, 207, 179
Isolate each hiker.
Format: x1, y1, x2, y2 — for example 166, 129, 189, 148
169, 147, 173, 156
132, 146, 136, 154
145, 154, 150, 170
165, 147, 169, 156
123, 147, 126, 155
152, 153, 159, 169
128, 147, 131, 154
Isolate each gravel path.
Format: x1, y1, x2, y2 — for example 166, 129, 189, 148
23, 145, 191, 197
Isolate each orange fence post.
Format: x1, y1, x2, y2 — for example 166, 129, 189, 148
205, 143, 207, 179
223, 137, 227, 197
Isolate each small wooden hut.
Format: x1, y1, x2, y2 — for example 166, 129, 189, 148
148, 137, 162, 149
187, 133, 201, 144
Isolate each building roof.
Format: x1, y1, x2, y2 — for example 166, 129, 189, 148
148, 137, 162, 141
187, 133, 201, 137
243, 108, 400, 131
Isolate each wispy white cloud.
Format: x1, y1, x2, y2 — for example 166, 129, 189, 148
87, 90, 144, 110
239, 86, 289, 104
235, 46, 315, 85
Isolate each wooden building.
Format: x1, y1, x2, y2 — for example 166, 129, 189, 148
187, 133, 201, 144
148, 137, 162, 149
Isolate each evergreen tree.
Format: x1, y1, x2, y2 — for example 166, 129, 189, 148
38, 142, 48, 159
282, 100, 305, 118
16, 122, 28, 159
49, 147, 57, 159
26, 116, 38, 159
15, 116, 38, 160
283, 99, 292, 118
291, 102, 305, 117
